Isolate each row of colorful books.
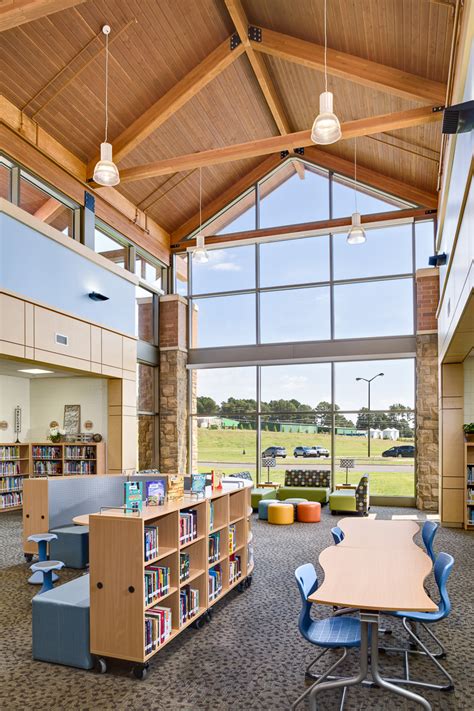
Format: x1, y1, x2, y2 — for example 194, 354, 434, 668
32, 446, 62, 459
0, 476, 23, 493
0, 462, 21, 475
229, 554, 242, 584
0, 446, 21, 461
180, 552, 190, 582
467, 464, 474, 485
229, 523, 237, 554
144, 525, 159, 561
179, 509, 198, 544
0, 491, 22, 508
180, 585, 199, 624
64, 462, 96, 474
208, 531, 220, 563
209, 564, 223, 600
144, 565, 170, 605
145, 606, 172, 653
34, 462, 62, 475
64, 446, 96, 460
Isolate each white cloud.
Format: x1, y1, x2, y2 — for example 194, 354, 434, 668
210, 262, 241, 272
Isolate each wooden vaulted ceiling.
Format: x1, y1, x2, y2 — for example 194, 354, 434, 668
1, 0, 455, 240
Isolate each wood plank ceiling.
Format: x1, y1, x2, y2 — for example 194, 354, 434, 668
1, 0, 454, 235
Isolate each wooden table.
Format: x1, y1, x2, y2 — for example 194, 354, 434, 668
335, 483, 357, 490
73, 513, 90, 525
308, 518, 436, 710
256, 482, 280, 489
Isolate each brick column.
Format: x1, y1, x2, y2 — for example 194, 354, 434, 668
159, 295, 189, 473
415, 268, 439, 511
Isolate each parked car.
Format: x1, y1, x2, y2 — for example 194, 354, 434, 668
382, 445, 415, 458
293, 446, 330, 458
262, 446, 286, 458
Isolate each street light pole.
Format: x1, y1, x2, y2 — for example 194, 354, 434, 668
356, 373, 384, 459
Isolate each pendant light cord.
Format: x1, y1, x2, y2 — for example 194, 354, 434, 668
104, 30, 109, 143
199, 166, 202, 234
354, 137, 358, 213
324, 0, 328, 94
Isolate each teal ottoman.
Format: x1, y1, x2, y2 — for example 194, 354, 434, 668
283, 497, 308, 513
50, 526, 89, 569
251, 488, 277, 511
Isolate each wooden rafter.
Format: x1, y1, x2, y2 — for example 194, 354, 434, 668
120, 106, 443, 184
87, 38, 245, 174
0, 0, 86, 32
253, 27, 447, 105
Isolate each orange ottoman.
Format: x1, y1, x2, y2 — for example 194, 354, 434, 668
297, 501, 321, 523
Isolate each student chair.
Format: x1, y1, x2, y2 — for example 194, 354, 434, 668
422, 520, 439, 562
292, 563, 362, 710
331, 526, 344, 545
382, 552, 454, 692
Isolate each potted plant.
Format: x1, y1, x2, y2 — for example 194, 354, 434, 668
48, 426, 65, 443
463, 423, 474, 442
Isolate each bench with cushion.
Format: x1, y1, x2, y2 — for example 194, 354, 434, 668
329, 475, 370, 516
277, 470, 331, 505
50, 525, 89, 569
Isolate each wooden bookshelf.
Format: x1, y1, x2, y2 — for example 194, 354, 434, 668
464, 442, 474, 530
30, 442, 105, 476
89, 482, 253, 678
0, 443, 30, 512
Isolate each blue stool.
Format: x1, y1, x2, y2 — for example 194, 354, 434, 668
28, 533, 59, 584
258, 499, 283, 520
30, 561, 65, 595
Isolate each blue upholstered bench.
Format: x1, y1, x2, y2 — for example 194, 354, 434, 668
50, 526, 89, 569
32, 574, 92, 670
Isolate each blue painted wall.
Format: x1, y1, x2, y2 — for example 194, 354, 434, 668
0, 211, 135, 335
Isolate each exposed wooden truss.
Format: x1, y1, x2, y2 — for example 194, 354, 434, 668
253, 27, 447, 105
0, 0, 86, 32
173, 207, 436, 251
120, 106, 443, 184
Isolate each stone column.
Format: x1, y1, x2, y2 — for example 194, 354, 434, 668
159, 295, 189, 473
415, 268, 439, 511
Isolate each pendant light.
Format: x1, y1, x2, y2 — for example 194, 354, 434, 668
311, 0, 341, 145
347, 138, 367, 245
193, 167, 209, 263
93, 25, 120, 187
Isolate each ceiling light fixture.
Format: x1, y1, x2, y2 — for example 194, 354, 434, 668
93, 25, 120, 187
18, 369, 53, 375
192, 167, 209, 264
347, 138, 367, 245
311, 0, 341, 145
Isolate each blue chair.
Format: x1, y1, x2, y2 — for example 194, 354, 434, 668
27, 533, 59, 584
331, 526, 344, 545
292, 563, 362, 709
30, 560, 65, 595
422, 520, 439, 562
383, 552, 454, 692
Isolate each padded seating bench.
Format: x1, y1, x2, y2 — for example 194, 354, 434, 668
50, 526, 89, 569
32, 573, 92, 670
329, 475, 370, 516
251, 487, 277, 511
277, 470, 331, 505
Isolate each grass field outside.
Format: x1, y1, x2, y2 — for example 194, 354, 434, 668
196, 428, 415, 497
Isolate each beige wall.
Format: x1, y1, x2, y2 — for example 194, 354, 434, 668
464, 355, 474, 423
0, 375, 30, 443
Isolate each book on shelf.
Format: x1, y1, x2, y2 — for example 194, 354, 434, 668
180, 586, 199, 624
1, 491, 22, 509
34, 461, 62, 475
65, 445, 96, 459
229, 554, 241, 583
208, 565, 223, 600
208, 531, 220, 564
0, 445, 21, 460
180, 552, 190, 582
144, 526, 159, 561
124, 481, 143, 513
32, 445, 62, 459
209, 501, 214, 532
145, 606, 172, 652
0, 461, 21, 475
0, 476, 23, 493
179, 510, 197, 544
229, 523, 237, 554
64, 461, 96, 475
467, 464, 474, 484
144, 565, 170, 605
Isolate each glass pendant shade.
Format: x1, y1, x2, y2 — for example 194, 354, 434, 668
193, 233, 209, 263
93, 142, 120, 186
311, 91, 342, 145
346, 212, 367, 245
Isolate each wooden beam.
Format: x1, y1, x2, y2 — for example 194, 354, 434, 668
120, 106, 444, 184
174, 207, 435, 251
87, 38, 245, 174
254, 27, 447, 105
33, 197, 65, 224
0, 0, 86, 32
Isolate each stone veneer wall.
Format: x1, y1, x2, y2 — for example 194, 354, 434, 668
415, 333, 439, 510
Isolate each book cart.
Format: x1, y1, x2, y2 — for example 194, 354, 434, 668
89, 481, 254, 679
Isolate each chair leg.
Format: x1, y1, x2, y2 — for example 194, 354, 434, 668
38, 570, 53, 595
306, 648, 329, 677
291, 648, 348, 710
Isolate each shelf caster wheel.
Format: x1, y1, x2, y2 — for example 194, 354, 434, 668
24, 553, 33, 563
237, 581, 245, 593
133, 664, 148, 680
245, 575, 252, 589
192, 616, 205, 630
94, 657, 107, 674
205, 610, 213, 623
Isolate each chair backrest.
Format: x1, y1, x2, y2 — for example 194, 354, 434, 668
295, 563, 318, 638
433, 552, 454, 619
331, 526, 344, 545
285, 470, 330, 488
355, 475, 369, 514
422, 520, 439, 562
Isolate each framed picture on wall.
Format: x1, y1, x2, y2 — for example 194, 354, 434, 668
64, 404, 81, 434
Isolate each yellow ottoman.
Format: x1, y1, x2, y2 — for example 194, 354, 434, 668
268, 502, 294, 525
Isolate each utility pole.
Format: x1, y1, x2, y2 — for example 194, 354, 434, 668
356, 373, 384, 458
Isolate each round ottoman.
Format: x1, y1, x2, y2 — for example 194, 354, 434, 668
258, 499, 283, 520
268, 502, 294, 525
297, 501, 321, 523
283, 497, 308, 514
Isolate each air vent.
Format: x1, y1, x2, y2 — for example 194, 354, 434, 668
55, 333, 68, 346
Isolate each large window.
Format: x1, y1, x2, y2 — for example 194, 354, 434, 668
259, 164, 330, 228
94, 226, 128, 268
137, 363, 159, 469
18, 171, 78, 237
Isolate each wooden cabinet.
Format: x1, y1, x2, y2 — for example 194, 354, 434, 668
34, 306, 91, 361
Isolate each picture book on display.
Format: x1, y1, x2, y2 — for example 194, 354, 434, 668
190, 473, 207, 497
146, 480, 166, 506
124, 481, 143, 513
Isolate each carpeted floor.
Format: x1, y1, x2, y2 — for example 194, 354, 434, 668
0, 507, 472, 711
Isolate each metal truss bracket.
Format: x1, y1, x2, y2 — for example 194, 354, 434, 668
280, 150, 289, 159
294, 147, 305, 155
248, 26, 262, 42
230, 33, 242, 50
84, 191, 95, 211
432, 106, 445, 113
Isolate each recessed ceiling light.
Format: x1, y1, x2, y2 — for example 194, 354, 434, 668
18, 368, 54, 375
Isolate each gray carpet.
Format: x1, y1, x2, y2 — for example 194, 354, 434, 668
0, 507, 472, 711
